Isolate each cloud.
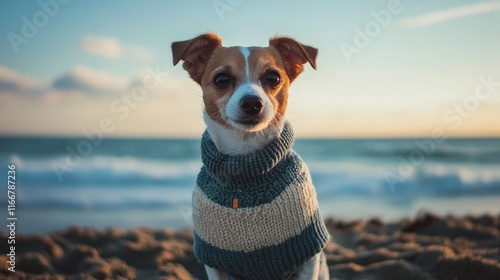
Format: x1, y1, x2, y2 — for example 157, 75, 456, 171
52, 65, 129, 93
124, 46, 154, 62
0, 66, 42, 92
0, 64, 206, 137
1, 63, 192, 107
81, 36, 121, 59
81, 35, 154, 61
396, 1, 500, 28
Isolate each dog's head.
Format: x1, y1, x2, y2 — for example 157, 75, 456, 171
172, 33, 317, 132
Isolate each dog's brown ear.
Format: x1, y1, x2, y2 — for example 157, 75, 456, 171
269, 36, 318, 82
172, 33, 222, 84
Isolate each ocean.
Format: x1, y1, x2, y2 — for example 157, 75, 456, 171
1, 136, 499, 233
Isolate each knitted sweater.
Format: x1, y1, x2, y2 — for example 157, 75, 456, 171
193, 122, 329, 280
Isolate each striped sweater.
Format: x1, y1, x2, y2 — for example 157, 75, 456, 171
193, 122, 329, 280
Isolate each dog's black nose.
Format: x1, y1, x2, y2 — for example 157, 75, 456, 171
240, 95, 263, 115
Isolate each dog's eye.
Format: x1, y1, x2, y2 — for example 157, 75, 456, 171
213, 73, 231, 88
264, 71, 281, 87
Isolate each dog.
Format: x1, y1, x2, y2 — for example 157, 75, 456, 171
172, 33, 329, 280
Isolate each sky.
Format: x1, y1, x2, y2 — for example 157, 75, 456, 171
0, 0, 499, 138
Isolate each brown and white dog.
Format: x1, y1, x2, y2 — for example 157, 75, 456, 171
172, 33, 328, 279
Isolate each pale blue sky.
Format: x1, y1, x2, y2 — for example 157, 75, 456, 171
1, 0, 499, 137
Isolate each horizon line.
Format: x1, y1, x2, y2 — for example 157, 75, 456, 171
1, 133, 499, 141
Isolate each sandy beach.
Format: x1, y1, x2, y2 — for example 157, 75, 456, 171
1, 212, 499, 280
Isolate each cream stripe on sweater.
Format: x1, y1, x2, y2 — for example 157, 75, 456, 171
193, 162, 318, 252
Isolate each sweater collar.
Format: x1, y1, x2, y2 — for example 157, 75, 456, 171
201, 122, 294, 189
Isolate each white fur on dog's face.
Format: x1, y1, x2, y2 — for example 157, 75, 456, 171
201, 46, 290, 133
224, 48, 276, 132
225, 82, 275, 132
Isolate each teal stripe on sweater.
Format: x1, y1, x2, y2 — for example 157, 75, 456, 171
194, 211, 330, 280
196, 151, 307, 208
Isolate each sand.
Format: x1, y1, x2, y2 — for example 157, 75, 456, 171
1, 212, 499, 280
